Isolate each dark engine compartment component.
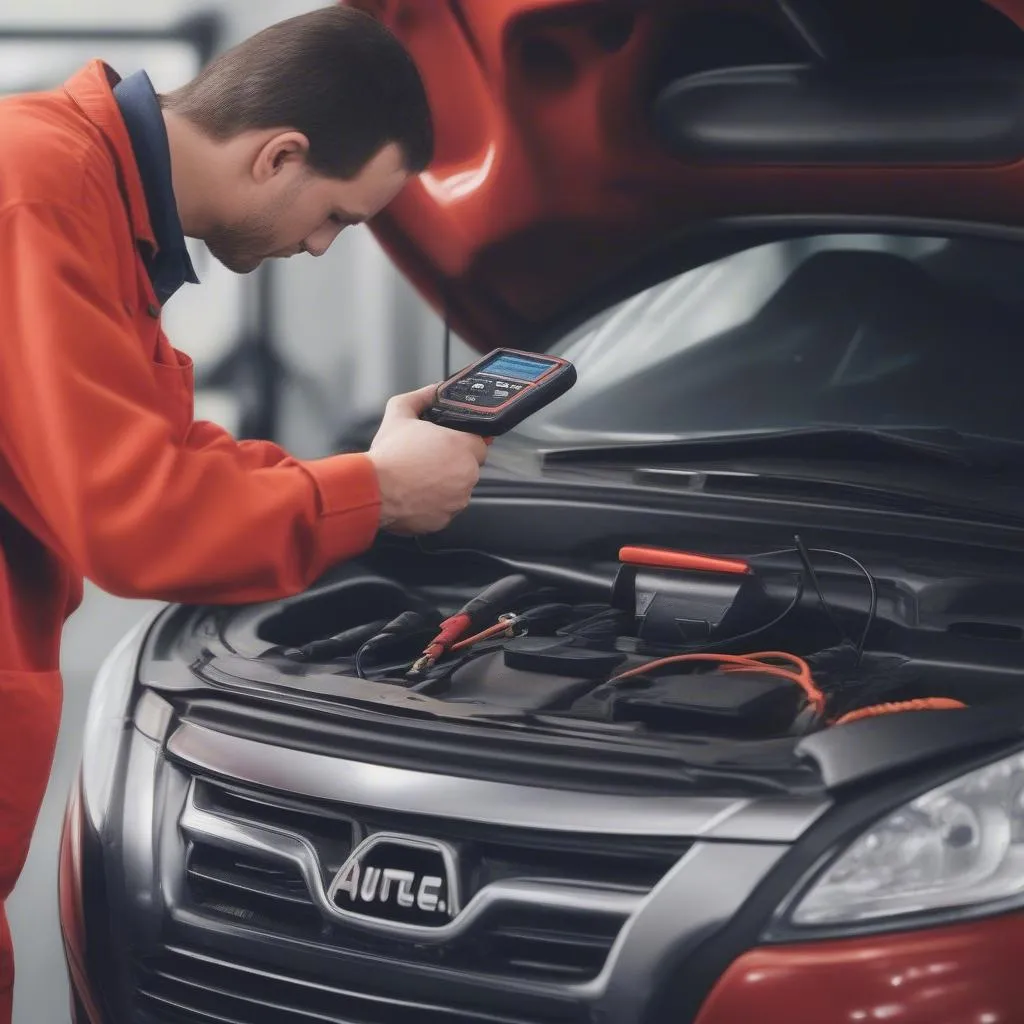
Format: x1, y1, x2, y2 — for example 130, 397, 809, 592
590, 670, 806, 739
611, 546, 779, 645
444, 642, 612, 711
243, 536, 1024, 744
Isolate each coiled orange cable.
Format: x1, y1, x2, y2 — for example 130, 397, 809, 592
832, 697, 967, 726
609, 651, 827, 716
609, 650, 967, 725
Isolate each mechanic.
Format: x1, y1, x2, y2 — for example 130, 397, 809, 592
0, 8, 488, 1019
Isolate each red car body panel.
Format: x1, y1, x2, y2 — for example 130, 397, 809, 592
58, 782, 103, 1024
693, 915, 1024, 1023
348, 0, 1024, 352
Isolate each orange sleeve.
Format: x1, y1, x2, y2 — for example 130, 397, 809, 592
0, 199, 381, 604
184, 419, 294, 469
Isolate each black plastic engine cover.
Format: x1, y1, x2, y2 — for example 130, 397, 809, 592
503, 636, 626, 679
610, 670, 803, 738
445, 641, 617, 711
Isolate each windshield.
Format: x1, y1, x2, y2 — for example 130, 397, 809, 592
511, 233, 1024, 447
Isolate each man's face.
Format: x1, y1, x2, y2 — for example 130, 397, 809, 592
204, 142, 410, 274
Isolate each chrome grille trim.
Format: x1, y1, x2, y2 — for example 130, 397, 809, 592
135, 944, 552, 1024
180, 781, 645, 944
167, 721, 829, 842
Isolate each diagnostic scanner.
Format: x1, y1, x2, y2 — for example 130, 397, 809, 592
422, 348, 576, 436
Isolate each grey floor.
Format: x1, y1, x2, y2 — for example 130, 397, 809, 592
8, 585, 164, 1024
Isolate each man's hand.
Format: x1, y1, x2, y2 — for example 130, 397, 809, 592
367, 383, 489, 534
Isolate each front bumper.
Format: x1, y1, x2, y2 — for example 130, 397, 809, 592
693, 914, 1024, 1024
58, 701, 1024, 1024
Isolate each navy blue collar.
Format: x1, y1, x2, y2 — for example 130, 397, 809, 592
113, 70, 199, 306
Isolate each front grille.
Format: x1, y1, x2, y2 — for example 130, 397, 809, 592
480, 906, 624, 978
183, 776, 688, 983
186, 844, 322, 934
135, 945, 574, 1024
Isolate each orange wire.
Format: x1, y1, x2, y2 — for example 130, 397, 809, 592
450, 620, 516, 652
832, 698, 966, 726
608, 649, 969, 726
609, 651, 826, 715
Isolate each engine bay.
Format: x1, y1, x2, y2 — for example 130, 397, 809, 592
212, 534, 1024, 745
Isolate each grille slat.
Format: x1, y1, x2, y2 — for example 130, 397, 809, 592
136, 946, 561, 1024
188, 853, 311, 905
185, 776, 684, 982
475, 904, 624, 980
142, 966, 361, 1023
139, 991, 246, 1024
487, 923, 616, 977
186, 844, 324, 935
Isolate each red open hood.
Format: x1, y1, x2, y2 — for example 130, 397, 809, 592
348, 0, 1024, 352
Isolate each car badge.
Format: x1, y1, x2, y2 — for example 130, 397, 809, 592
327, 832, 461, 928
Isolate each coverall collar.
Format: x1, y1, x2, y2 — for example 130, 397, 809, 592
63, 61, 157, 253
113, 70, 200, 304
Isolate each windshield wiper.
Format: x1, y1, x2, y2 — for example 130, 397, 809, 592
538, 426, 1024, 526
543, 426, 1024, 470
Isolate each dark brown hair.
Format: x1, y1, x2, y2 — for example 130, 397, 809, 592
161, 6, 433, 179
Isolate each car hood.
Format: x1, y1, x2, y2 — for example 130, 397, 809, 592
347, 0, 1024, 352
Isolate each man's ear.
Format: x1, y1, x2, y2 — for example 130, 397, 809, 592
251, 130, 310, 184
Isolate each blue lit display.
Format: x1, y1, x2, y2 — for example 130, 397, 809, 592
479, 353, 552, 382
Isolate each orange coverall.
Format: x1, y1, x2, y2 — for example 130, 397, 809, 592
0, 62, 383, 1020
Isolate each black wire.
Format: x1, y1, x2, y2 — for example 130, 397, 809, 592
354, 643, 370, 679
681, 573, 806, 655
357, 649, 428, 684
748, 540, 878, 662
827, 548, 877, 659
793, 534, 851, 647
443, 314, 452, 380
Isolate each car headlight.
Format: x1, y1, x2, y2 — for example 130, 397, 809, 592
789, 747, 1024, 928
80, 612, 159, 834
